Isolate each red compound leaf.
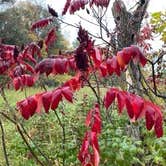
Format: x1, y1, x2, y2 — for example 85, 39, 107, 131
103, 88, 163, 138
45, 28, 56, 52
62, 0, 72, 15
31, 18, 53, 31
69, 0, 88, 14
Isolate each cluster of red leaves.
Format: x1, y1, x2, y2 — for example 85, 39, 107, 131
35, 56, 76, 76
79, 103, 101, 166
21, 42, 42, 58
17, 73, 82, 120
62, 0, 110, 15
0, 42, 41, 89
104, 88, 163, 138
86, 45, 147, 77
0, 44, 16, 74
17, 85, 73, 120
72, 26, 147, 78
13, 74, 36, 91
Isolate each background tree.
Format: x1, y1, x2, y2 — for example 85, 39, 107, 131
0, 1, 69, 51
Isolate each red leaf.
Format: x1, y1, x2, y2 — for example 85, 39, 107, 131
62, 86, 73, 102
117, 49, 132, 69
45, 28, 56, 52
34, 93, 43, 114
78, 132, 89, 164
117, 91, 126, 114
42, 91, 52, 113
154, 116, 163, 138
90, 0, 110, 8
27, 97, 38, 117
23, 62, 35, 74
92, 104, 101, 134
130, 45, 147, 66
13, 77, 21, 90
125, 96, 134, 119
104, 89, 116, 109
17, 99, 30, 120
139, 52, 147, 66
31, 18, 53, 31
51, 89, 62, 110
90, 48, 102, 68
132, 96, 144, 120
63, 74, 81, 91
145, 107, 155, 131
86, 104, 101, 134
99, 63, 107, 77
106, 57, 120, 76
53, 58, 67, 74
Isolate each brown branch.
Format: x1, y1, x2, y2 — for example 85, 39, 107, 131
15, 122, 46, 166
0, 118, 10, 166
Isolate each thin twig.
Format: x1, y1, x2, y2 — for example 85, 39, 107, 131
16, 122, 46, 166
54, 110, 66, 166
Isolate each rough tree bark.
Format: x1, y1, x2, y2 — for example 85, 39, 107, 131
112, 0, 149, 94
112, 0, 150, 139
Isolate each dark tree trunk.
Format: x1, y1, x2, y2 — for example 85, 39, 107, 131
111, 0, 150, 139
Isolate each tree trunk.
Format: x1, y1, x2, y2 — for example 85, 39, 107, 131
112, 0, 149, 93
112, 0, 150, 139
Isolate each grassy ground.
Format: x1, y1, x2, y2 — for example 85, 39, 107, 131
0, 87, 166, 166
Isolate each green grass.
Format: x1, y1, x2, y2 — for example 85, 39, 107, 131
0, 87, 166, 166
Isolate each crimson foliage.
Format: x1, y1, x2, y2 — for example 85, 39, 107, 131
0, 1, 164, 166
